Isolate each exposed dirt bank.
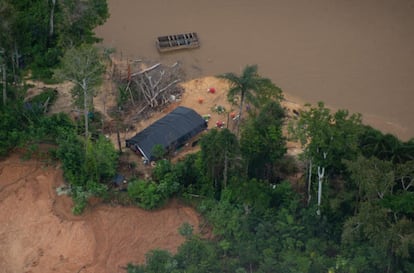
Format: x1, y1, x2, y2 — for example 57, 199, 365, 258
0, 154, 200, 273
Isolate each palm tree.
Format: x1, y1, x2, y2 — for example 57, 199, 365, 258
218, 64, 280, 136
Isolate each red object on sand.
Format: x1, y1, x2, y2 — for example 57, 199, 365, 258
230, 112, 236, 119
198, 97, 204, 104
208, 87, 216, 94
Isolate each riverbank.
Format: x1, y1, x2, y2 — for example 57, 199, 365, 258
95, 0, 414, 140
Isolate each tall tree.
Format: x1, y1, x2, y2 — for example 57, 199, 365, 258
343, 156, 414, 272
0, 51, 6, 106
0, 0, 15, 105
359, 126, 414, 164
240, 101, 286, 181
218, 65, 281, 136
57, 0, 109, 46
289, 102, 362, 211
0, 0, 109, 80
199, 129, 242, 198
54, 44, 104, 138
49, 0, 56, 36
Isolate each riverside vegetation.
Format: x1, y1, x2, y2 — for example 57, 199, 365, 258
0, 1, 413, 272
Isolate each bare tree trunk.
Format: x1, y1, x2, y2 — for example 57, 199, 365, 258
307, 160, 312, 206
82, 79, 89, 138
317, 166, 324, 216
2, 64, 6, 106
116, 125, 122, 153
13, 42, 19, 83
49, 0, 56, 36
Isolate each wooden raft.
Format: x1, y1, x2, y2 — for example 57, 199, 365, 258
156, 32, 200, 52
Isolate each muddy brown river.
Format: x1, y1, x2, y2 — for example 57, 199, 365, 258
95, 0, 414, 140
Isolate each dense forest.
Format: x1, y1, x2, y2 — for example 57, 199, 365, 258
1, 1, 413, 272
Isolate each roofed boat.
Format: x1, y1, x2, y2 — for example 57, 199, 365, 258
156, 32, 200, 52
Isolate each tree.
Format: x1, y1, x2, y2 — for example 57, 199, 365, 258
359, 126, 414, 164
0, 0, 16, 104
199, 129, 242, 198
0, 0, 109, 80
240, 101, 286, 181
57, 0, 109, 46
289, 102, 362, 211
175, 237, 220, 273
218, 65, 281, 135
54, 44, 105, 138
0, 50, 6, 106
342, 156, 414, 272
144, 249, 177, 273
48, 0, 56, 36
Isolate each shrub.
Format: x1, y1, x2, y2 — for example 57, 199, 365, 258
127, 179, 162, 209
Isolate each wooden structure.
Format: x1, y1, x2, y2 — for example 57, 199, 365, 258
156, 32, 200, 52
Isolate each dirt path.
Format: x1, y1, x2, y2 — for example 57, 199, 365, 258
0, 154, 200, 273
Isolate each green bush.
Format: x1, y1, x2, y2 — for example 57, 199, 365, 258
152, 159, 172, 181
178, 222, 194, 239
0, 102, 26, 156
26, 88, 58, 111
127, 179, 162, 210
157, 173, 180, 199
127, 172, 180, 210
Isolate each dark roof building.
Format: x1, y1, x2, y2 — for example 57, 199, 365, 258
126, 106, 207, 162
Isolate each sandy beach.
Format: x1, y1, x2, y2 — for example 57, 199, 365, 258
95, 0, 414, 140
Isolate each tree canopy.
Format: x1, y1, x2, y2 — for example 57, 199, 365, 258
0, 0, 108, 79
218, 64, 282, 135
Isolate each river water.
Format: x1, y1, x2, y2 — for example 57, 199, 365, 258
95, 0, 414, 140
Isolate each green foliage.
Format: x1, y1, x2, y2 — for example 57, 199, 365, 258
213, 201, 243, 239
199, 128, 242, 198
229, 178, 272, 211
0, 101, 26, 156
151, 144, 166, 160
218, 64, 282, 134
54, 44, 105, 137
175, 237, 220, 273
359, 125, 414, 164
127, 169, 180, 210
71, 186, 89, 215
127, 179, 162, 209
56, 132, 117, 214
127, 263, 146, 273
173, 153, 202, 189
178, 222, 194, 239
125, 92, 414, 273
290, 102, 363, 175
157, 173, 180, 199
0, 0, 109, 80
26, 88, 58, 112
145, 249, 178, 273
241, 101, 287, 180
54, 44, 104, 104
57, 133, 118, 186
342, 156, 414, 272
152, 159, 172, 181
117, 85, 129, 106
56, 130, 85, 185
85, 136, 119, 182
